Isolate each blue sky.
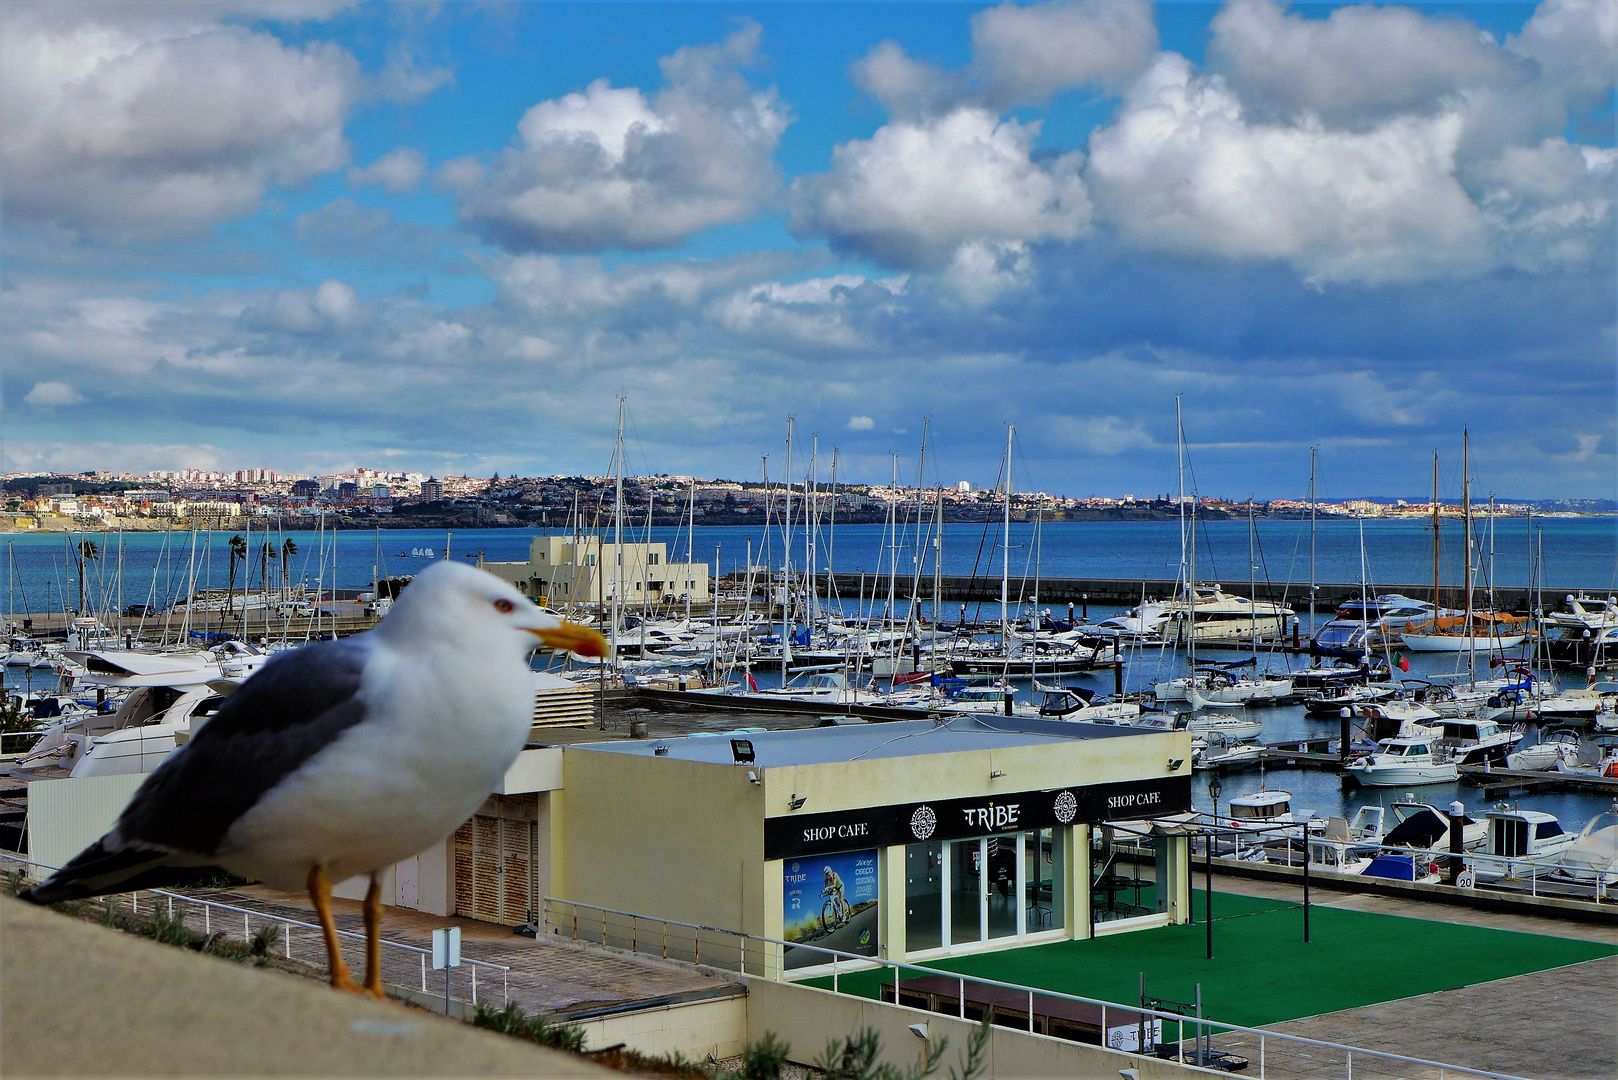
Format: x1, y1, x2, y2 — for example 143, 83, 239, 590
2, 1, 1613, 501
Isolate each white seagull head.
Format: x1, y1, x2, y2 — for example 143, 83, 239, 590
379, 560, 609, 660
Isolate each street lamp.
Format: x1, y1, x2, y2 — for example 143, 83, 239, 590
1208, 776, 1223, 825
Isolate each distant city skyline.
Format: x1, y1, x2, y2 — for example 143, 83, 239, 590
3, 2, 1612, 498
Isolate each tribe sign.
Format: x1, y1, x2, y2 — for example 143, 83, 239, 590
764, 776, 1192, 860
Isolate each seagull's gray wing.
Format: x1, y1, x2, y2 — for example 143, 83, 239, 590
22, 638, 372, 904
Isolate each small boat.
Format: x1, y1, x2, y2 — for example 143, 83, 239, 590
1344, 736, 1459, 786
1033, 685, 1143, 724
1400, 613, 1529, 652
1506, 729, 1581, 772
1385, 797, 1486, 850
1193, 732, 1264, 770
1474, 807, 1579, 883
1552, 808, 1618, 886
1185, 713, 1263, 740
1536, 683, 1617, 726
1433, 716, 1522, 767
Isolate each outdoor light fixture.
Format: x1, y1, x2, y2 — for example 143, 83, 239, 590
788, 794, 807, 811
1119, 1070, 1140, 1080
990, 769, 1006, 779
747, 770, 761, 785
908, 1023, 929, 1042
1168, 758, 1185, 771
653, 744, 669, 756
731, 738, 756, 765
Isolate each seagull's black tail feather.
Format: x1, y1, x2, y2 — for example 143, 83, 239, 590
19, 837, 224, 905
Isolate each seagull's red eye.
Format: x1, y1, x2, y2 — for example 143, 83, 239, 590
493, 598, 515, 614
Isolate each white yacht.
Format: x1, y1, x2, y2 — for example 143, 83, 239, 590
1474, 808, 1578, 882
1552, 808, 1618, 886
1433, 716, 1522, 767
1166, 583, 1292, 644
1310, 595, 1445, 652
1344, 736, 1458, 787
1506, 729, 1582, 772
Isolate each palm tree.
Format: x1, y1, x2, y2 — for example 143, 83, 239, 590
74, 539, 100, 614
280, 538, 299, 598
225, 534, 247, 633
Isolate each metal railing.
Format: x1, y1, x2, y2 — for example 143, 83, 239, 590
2, 850, 510, 1004
544, 896, 1529, 1080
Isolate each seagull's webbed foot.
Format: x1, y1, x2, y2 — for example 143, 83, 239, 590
307, 864, 367, 996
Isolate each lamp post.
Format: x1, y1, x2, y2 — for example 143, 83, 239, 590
1208, 777, 1223, 826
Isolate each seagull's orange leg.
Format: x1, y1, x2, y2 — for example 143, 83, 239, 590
362, 875, 387, 1000
307, 864, 362, 993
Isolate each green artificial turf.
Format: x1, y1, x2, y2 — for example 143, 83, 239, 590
808, 890, 1617, 1032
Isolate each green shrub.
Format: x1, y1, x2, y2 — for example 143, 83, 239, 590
250, 923, 282, 956
472, 1001, 586, 1053
740, 1032, 791, 1080
146, 904, 196, 947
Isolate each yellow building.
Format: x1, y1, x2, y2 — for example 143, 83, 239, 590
555, 716, 1194, 968
481, 536, 710, 609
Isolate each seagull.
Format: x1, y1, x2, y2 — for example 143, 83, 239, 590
22, 561, 608, 998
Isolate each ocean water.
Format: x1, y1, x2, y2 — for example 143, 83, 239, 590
3, 516, 1613, 615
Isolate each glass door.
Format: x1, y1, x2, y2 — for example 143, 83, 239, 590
947, 839, 983, 945
904, 841, 943, 951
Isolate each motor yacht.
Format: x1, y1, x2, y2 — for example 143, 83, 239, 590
1433, 716, 1522, 766
1385, 797, 1486, 850
1474, 808, 1578, 882
1166, 583, 1292, 644
1552, 808, 1618, 886
1032, 685, 1142, 724
1506, 729, 1582, 772
1344, 736, 1458, 786
1539, 595, 1618, 671
1310, 595, 1445, 652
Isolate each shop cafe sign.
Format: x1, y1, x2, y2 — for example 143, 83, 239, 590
765, 776, 1192, 860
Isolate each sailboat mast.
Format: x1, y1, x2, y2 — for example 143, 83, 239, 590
1432, 451, 1441, 614
611, 396, 624, 668
783, 417, 794, 643
1463, 428, 1474, 681
685, 480, 696, 626
808, 435, 818, 627
1308, 446, 1317, 642
1001, 424, 1013, 647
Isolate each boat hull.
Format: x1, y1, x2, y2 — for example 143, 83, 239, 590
1400, 633, 1527, 652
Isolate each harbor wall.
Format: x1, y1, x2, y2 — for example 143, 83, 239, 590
824, 575, 1587, 613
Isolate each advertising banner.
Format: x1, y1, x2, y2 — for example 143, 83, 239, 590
782, 848, 879, 969
765, 776, 1192, 861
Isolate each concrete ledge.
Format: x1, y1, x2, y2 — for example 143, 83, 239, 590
0, 898, 612, 1077
742, 976, 1220, 1079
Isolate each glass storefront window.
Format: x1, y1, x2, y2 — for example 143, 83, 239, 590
1092, 826, 1168, 923
1025, 828, 1064, 931
948, 839, 981, 945
986, 836, 1018, 939
904, 841, 942, 952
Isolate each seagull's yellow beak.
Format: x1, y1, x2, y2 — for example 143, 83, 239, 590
529, 620, 610, 659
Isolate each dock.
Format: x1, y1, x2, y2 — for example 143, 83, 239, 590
1458, 764, 1618, 799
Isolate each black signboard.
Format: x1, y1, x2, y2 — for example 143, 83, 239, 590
764, 775, 1192, 860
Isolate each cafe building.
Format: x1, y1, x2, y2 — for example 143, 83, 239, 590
554, 715, 1194, 969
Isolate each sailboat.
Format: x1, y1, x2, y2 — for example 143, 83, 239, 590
1402, 432, 1529, 653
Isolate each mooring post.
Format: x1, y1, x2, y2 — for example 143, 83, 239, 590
1339, 708, 1351, 762
1448, 801, 1465, 886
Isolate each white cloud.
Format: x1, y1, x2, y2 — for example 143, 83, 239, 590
349, 147, 427, 192
1085, 54, 1487, 283
847, 415, 876, 431
1510, 0, 1618, 105
248, 279, 365, 333
443, 22, 789, 252
0, 7, 358, 238
1474, 138, 1618, 269
791, 108, 1090, 267
23, 381, 87, 408
971, 0, 1159, 106
1210, 0, 1526, 127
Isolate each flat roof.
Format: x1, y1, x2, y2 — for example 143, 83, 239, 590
572, 714, 1153, 767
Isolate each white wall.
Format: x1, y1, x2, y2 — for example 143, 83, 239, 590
25, 774, 144, 876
